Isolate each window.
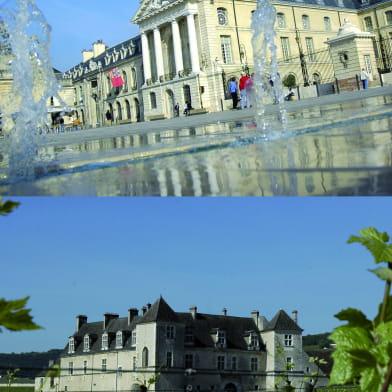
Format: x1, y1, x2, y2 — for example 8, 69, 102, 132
277, 13, 286, 28
217, 355, 225, 370
150, 92, 157, 109
364, 54, 372, 74
305, 37, 316, 61
122, 71, 128, 91
217, 8, 228, 25
83, 361, 87, 375
83, 335, 90, 352
249, 332, 258, 348
302, 15, 310, 30
166, 325, 175, 339
68, 338, 75, 354
386, 11, 392, 25
231, 356, 237, 370
286, 357, 294, 371
324, 16, 331, 31
185, 354, 193, 369
284, 334, 293, 346
133, 356, 137, 370
142, 347, 149, 367
117, 367, 122, 377
116, 331, 123, 348
131, 68, 137, 89
102, 359, 107, 372
217, 330, 226, 346
220, 35, 233, 64
166, 352, 173, 367
250, 358, 258, 371
185, 326, 194, 344
312, 73, 320, 84
280, 37, 291, 61
131, 330, 137, 346
364, 16, 373, 31
68, 362, 73, 376
102, 333, 109, 350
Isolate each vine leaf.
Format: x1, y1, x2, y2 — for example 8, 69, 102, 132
0, 297, 42, 332
334, 308, 373, 329
347, 227, 392, 264
369, 267, 392, 283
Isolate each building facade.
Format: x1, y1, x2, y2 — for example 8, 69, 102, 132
36, 297, 327, 392
61, 0, 392, 126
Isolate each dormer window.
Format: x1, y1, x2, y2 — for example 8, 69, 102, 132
102, 333, 109, 350
248, 332, 259, 350
166, 325, 175, 340
131, 330, 137, 346
68, 337, 75, 354
216, 330, 226, 348
83, 335, 90, 352
116, 331, 123, 349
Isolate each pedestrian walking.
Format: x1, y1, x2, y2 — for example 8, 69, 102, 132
105, 110, 112, 126
360, 68, 369, 89
245, 73, 254, 108
174, 103, 180, 117
229, 77, 239, 109
239, 72, 250, 109
59, 117, 65, 132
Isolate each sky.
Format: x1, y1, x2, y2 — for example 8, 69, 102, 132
1, 196, 391, 354
33, 0, 141, 71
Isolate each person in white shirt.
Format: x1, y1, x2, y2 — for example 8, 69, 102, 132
360, 68, 369, 89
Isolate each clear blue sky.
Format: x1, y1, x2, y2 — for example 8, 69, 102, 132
1, 197, 390, 353
34, 0, 140, 71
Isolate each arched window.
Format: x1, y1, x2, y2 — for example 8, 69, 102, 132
324, 16, 331, 31
142, 347, 149, 367
131, 68, 137, 89
183, 85, 192, 107
122, 70, 128, 91
125, 99, 131, 120
217, 8, 228, 25
302, 15, 310, 30
277, 13, 286, 28
386, 10, 392, 25
150, 92, 157, 109
312, 73, 320, 84
117, 101, 122, 120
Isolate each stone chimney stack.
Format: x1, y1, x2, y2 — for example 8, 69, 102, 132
222, 308, 227, 316
93, 40, 106, 58
82, 49, 94, 63
76, 315, 87, 332
142, 306, 147, 315
190, 306, 197, 320
292, 310, 298, 324
103, 313, 119, 329
128, 308, 138, 325
251, 310, 259, 327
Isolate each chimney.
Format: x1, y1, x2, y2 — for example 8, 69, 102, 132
292, 310, 298, 324
103, 313, 119, 329
190, 306, 197, 320
82, 49, 93, 63
128, 308, 138, 324
147, 303, 151, 309
222, 308, 227, 316
76, 315, 87, 332
251, 310, 259, 327
93, 40, 106, 58
142, 306, 147, 315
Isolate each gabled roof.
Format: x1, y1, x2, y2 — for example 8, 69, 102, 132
139, 296, 180, 323
132, 0, 183, 23
263, 309, 303, 332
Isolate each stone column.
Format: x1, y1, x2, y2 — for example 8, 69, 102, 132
186, 12, 201, 73
141, 32, 151, 83
171, 19, 184, 76
153, 27, 165, 80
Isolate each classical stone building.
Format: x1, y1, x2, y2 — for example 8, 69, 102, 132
61, 0, 392, 126
36, 297, 327, 392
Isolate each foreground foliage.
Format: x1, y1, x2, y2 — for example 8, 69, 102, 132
329, 227, 392, 392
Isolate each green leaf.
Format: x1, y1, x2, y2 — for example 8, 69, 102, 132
0, 297, 42, 332
0, 197, 20, 216
329, 349, 356, 385
347, 227, 392, 264
334, 308, 373, 329
360, 367, 384, 392
370, 321, 392, 365
369, 267, 392, 282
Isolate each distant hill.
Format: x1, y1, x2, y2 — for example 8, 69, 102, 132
0, 349, 62, 380
303, 332, 333, 350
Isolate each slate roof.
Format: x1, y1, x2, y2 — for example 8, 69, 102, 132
139, 296, 180, 323
263, 309, 303, 332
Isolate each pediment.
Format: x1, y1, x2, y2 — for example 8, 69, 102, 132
132, 0, 176, 23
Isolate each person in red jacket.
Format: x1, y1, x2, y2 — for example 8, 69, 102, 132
239, 72, 250, 110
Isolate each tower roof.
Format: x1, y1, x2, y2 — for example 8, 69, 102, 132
139, 296, 180, 323
264, 309, 303, 332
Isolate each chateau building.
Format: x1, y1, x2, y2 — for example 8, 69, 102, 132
61, 0, 392, 127
36, 297, 327, 392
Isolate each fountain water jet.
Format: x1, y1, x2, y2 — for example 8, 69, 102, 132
0, 0, 61, 181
